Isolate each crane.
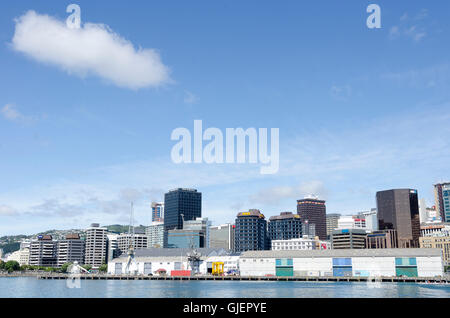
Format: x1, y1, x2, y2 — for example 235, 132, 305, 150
124, 202, 137, 275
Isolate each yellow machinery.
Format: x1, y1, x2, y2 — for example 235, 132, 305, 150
212, 262, 224, 276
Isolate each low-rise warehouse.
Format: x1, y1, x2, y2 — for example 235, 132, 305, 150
239, 248, 443, 278
107, 248, 239, 276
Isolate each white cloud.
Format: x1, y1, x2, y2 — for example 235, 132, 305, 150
249, 181, 328, 206
0, 205, 17, 216
330, 84, 351, 101
11, 10, 171, 90
389, 9, 429, 42
1, 104, 23, 121
184, 90, 199, 104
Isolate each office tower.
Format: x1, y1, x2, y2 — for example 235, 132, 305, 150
366, 229, 398, 249
165, 217, 210, 248
302, 221, 316, 238
146, 222, 165, 248
234, 209, 268, 252
337, 215, 366, 230
151, 201, 164, 223
268, 212, 303, 241
419, 199, 428, 224
117, 232, 148, 255
326, 213, 340, 239
358, 209, 378, 231
56, 234, 85, 267
210, 224, 235, 251
29, 235, 57, 267
84, 223, 107, 269
107, 234, 119, 262
331, 229, 367, 249
434, 182, 450, 222
376, 189, 420, 248
164, 188, 202, 230
297, 196, 327, 240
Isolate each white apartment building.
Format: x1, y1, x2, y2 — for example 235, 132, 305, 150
7, 248, 30, 266
85, 223, 107, 269
146, 222, 165, 248
117, 233, 148, 255
271, 237, 330, 251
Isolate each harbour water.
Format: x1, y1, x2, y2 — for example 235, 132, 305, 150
0, 277, 449, 298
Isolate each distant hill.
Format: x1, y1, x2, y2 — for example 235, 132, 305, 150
0, 225, 148, 254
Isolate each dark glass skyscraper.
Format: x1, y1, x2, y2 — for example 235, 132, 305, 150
297, 197, 327, 240
376, 189, 420, 248
268, 212, 303, 241
234, 209, 268, 252
163, 188, 202, 230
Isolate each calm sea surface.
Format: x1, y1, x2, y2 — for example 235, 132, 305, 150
0, 277, 449, 298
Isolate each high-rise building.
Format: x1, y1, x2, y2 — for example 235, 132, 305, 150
29, 235, 57, 267
376, 189, 420, 248
434, 182, 450, 222
107, 234, 119, 261
165, 217, 210, 248
56, 234, 85, 267
331, 229, 367, 249
146, 222, 165, 248
151, 201, 164, 223
117, 233, 148, 255
234, 209, 268, 252
358, 209, 378, 231
210, 224, 235, 251
420, 224, 450, 267
337, 215, 366, 230
84, 223, 107, 269
326, 213, 340, 239
297, 196, 327, 240
164, 188, 202, 230
268, 212, 303, 242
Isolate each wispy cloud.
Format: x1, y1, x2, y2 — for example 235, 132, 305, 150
1, 103, 449, 232
330, 85, 351, 101
249, 181, 328, 206
183, 90, 199, 104
11, 10, 171, 90
389, 9, 429, 42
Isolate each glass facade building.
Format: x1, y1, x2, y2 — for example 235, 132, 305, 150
268, 212, 303, 242
376, 189, 420, 248
434, 182, 450, 222
297, 197, 327, 240
234, 209, 269, 252
163, 188, 202, 230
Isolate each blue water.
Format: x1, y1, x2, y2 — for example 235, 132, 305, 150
0, 277, 449, 298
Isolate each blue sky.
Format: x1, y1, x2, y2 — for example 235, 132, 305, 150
1, 1, 449, 235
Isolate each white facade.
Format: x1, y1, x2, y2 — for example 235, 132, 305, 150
85, 224, 107, 269
146, 222, 165, 248
239, 258, 276, 276
271, 237, 330, 251
338, 216, 366, 230
7, 248, 30, 266
238, 249, 443, 278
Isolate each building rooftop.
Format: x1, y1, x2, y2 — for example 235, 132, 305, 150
116, 247, 233, 259
269, 212, 300, 221
237, 210, 265, 218
240, 248, 442, 258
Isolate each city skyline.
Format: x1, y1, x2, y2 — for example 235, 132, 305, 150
1, 1, 450, 235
